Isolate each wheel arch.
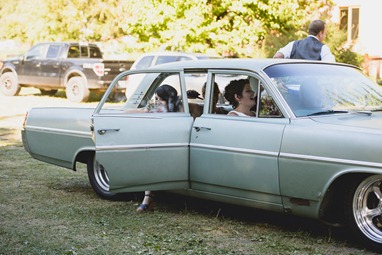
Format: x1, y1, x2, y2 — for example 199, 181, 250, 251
73, 149, 95, 171
0, 66, 18, 78
319, 172, 372, 225
64, 70, 88, 88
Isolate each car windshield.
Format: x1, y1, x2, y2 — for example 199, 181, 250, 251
264, 63, 382, 117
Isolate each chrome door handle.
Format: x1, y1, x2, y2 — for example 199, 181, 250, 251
193, 126, 211, 132
97, 128, 120, 135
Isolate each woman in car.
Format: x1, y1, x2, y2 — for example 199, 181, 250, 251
224, 79, 256, 117
137, 84, 181, 212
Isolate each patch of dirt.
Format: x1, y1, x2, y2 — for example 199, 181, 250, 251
0, 88, 98, 144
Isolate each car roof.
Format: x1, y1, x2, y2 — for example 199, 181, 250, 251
147, 58, 346, 73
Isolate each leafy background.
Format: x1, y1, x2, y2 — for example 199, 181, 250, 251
0, 0, 363, 66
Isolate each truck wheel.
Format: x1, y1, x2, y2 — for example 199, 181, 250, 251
66, 77, 90, 103
343, 175, 382, 251
0, 72, 21, 96
87, 156, 126, 200
40, 89, 58, 96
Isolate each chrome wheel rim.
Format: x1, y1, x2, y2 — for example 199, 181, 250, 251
353, 175, 382, 243
93, 159, 110, 192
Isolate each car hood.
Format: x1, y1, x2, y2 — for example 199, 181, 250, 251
311, 112, 382, 131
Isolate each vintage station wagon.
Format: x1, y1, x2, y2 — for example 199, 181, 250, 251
22, 59, 382, 250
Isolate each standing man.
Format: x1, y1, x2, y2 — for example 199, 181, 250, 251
273, 20, 335, 62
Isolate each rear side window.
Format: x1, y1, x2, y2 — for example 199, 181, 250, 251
68, 46, 80, 58
134, 56, 154, 69
156, 56, 193, 65
67, 45, 102, 58
89, 46, 102, 58
46, 45, 61, 59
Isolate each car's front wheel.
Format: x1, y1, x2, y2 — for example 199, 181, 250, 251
344, 175, 382, 251
87, 156, 127, 200
0, 72, 21, 96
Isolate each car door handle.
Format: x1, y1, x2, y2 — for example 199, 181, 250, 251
193, 126, 211, 132
97, 128, 120, 135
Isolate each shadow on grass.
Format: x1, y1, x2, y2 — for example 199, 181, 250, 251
0, 128, 22, 147
153, 191, 361, 250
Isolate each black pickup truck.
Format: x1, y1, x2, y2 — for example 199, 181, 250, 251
0, 42, 134, 102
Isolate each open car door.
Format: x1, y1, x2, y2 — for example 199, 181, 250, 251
92, 70, 193, 194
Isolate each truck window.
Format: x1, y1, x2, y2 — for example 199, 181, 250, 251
46, 45, 60, 59
89, 46, 102, 58
26, 44, 49, 60
68, 46, 80, 58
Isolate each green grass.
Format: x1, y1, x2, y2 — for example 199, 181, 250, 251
0, 129, 378, 254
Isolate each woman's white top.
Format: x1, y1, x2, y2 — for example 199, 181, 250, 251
228, 110, 255, 117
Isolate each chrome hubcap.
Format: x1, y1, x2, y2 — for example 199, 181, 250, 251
353, 176, 382, 243
93, 159, 110, 192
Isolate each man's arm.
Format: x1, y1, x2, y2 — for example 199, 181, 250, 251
273, 52, 285, 58
321, 45, 335, 62
273, 41, 294, 59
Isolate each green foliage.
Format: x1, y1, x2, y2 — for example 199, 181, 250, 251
0, 0, 364, 63
325, 23, 364, 67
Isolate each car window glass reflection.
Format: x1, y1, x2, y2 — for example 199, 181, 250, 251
100, 72, 184, 114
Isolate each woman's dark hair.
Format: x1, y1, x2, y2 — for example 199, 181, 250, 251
224, 79, 249, 108
155, 84, 181, 112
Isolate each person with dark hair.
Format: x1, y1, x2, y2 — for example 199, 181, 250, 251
153, 84, 181, 112
273, 20, 335, 62
224, 79, 256, 117
137, 84, 181, 212
187, 82, 227, 117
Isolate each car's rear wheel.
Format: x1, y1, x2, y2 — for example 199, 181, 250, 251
0, 72, 21, 96
344, 175, 382, 251
40, 89, 58, 96
87, 156, 127, 200
66, 77, 90, 103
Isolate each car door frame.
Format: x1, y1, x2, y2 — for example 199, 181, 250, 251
189, 69, 290, 212
91, 69, 194, 193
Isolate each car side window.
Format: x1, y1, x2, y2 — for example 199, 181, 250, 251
46, 45, 60, 59
25, 44, 48, 60
100, 72, 184, 115
258, 83, 283, 118
68, 46, 80, 58
156, 56, 179, 65
211, 73, 248, 115
89, 46, 102, 58
184, 72, 208, 118
208, 73, 283, 118
134, 56, 154, 69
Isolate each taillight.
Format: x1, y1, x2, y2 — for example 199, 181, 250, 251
93, 63, 104, 76
22, 111, 29, 128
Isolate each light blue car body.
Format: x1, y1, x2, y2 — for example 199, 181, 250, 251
22, 59, 382, 249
